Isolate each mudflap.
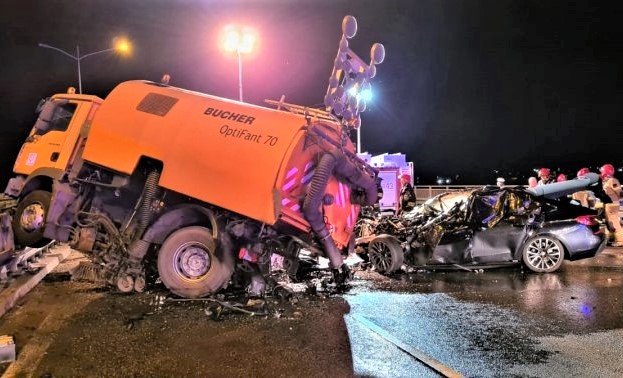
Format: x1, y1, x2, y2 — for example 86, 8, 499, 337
0, 212, 15, 264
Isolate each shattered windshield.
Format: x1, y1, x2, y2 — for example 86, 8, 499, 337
423, 191, 470, 214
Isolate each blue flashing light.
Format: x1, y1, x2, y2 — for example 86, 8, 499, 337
360, 88, 372, 101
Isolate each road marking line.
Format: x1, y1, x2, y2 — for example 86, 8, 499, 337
352, 314, 465, 378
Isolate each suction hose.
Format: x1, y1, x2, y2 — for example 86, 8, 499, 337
302, 148, 377, 269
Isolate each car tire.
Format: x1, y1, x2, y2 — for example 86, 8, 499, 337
368, 235, 404, 273
12, 190, 52, 248
157, 226, 234, 298
522, 235, 565, 273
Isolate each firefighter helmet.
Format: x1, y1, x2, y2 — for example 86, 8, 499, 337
399, 173, 411, 183
538, 168, 550, 178
556, 174, 567, 182
600, 164, 615, 178
577, 167, 590, 177
528, 177, 538, 188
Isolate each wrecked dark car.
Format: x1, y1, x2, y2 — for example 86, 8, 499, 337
356, 174, 606, 274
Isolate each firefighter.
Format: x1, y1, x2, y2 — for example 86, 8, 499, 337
537, 167, 552, 186
398, 173, 417, 214
572, 167, 592, 207
577, 167, 590, 178
600, 164, 623, 246
527, 176, 538, 188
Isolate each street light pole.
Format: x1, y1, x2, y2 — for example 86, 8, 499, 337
237, 49, 243, 102
38, 40, 129, 94
220, 25, 256, 102
357, 127, 361, 154
76, 45, 82, 94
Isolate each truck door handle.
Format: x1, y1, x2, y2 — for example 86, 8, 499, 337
50, 152, 59, 162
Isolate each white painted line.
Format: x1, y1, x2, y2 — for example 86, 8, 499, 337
352, 314, 465, 378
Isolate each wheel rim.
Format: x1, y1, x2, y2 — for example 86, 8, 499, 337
369, 240, 393, 272
526, 237, 561, 270
173, 241, 212, 281
20, 202, 46, 232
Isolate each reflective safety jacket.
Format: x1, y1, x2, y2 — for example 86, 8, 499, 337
400, 183, 417, 212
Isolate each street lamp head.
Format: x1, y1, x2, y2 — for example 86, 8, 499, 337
220, 25, 257, 55
222, 27, 240, 53
113, 37, 132, 55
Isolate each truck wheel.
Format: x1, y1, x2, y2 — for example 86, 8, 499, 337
368, 235, 404, 274
157, 226, 234, 298
12, 190, 52, 247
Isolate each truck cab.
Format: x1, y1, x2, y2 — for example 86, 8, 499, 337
13, 91, 102, 179
8, 90, 102, 247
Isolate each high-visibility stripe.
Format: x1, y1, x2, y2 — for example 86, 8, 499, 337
281, 197, 300, 212
286, 167, 298, 179
282, 167, 299, 192
282, 179, 297, 191
301, 162, 315, 184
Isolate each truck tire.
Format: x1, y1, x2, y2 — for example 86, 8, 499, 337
12, 190, 52, 247
157, 226, 234, 298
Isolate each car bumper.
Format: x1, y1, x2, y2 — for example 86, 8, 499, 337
567, 237, 607, 261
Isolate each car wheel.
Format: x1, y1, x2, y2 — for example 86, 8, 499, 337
368, 235, 404, 273
522, 235, 565, 273
157, 226, 234, 298
12, 190, 52, 247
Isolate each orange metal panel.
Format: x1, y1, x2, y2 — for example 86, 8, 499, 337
82, 81, 319, 225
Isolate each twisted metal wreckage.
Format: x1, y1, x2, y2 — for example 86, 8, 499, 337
355, 173, 606, 274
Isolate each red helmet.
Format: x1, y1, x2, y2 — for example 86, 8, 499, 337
399, 173, 411, 182
538, 168, 550, 178
556, 174, 567, 182
577, 167, 590, 177
600, 164, 615, 178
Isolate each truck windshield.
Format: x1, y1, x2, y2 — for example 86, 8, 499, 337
35, 102, 77, 135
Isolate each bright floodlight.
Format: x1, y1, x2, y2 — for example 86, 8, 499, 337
348, 86, 372, 102
360, 88, 372, 101
221, 25, 257, 55
223, 28, 240, 52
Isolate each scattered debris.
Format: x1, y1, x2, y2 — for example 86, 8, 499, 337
0, 335, 15, 363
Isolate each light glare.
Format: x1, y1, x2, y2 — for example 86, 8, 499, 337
114, 37, 132, 55
360, 88, 372, 101
221, 25, 257, 55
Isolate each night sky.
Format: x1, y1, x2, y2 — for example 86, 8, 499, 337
1, 0, 622, 185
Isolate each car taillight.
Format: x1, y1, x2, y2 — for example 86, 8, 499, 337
575, 215, 598, 226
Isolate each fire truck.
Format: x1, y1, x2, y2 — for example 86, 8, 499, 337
358, 152, 414, 214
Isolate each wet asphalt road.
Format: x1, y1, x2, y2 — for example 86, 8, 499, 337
2, 248, 623, 377
343, 248, 623, 378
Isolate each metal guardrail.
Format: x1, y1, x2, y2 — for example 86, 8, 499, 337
414, 185, 484, 204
